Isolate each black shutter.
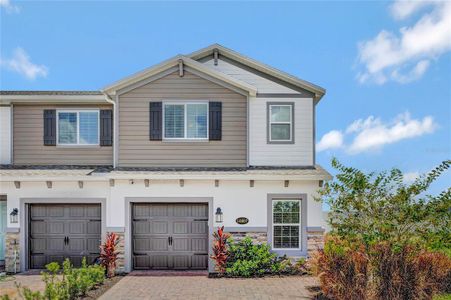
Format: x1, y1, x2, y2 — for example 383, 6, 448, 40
149, 102, 163, 140
209, 102, 222, 140
100, 110, 113, 146
43, 110, 56, 146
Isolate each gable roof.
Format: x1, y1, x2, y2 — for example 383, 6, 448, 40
188, 44, 326, 100
102, 55, 257, 96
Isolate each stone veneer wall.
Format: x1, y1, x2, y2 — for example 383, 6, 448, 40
306, 229, 325, 258
108, 231, 125, 274
227, 231, 267, 244
5, 232, 20, 273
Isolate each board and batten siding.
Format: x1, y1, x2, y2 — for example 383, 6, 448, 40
202, 58, 299, 94
0, 106, 12, 164
13, 104, 113, 165
118, 71, 247, 167
249, 97, 314, 166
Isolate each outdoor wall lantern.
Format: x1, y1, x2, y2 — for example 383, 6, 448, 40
10, 208, 19, 223
215, 207, 223, 223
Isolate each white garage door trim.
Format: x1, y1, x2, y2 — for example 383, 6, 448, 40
19, 198, 106, 272
124, 197, 214, 273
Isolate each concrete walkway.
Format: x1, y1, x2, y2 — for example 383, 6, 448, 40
0, 275, 45, 299
98, 275, 321, 300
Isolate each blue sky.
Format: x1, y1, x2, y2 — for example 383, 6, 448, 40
1, 1, 450, 195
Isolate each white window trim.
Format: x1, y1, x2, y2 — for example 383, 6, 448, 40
272, 199, 301, 251
269, 104, 293, 142
56, 109, 100, 146
162, 101, 209, 140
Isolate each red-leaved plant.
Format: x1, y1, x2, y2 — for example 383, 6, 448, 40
211, 226, 231, 274
99, 232, 119, 278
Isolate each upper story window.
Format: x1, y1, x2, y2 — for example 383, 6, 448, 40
163, 102, 208, 140
268, 103, 294, 143
57, 110, 99, 145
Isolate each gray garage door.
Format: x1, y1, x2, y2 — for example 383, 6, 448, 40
29, 204, 101, 269
132, 203, 209, 270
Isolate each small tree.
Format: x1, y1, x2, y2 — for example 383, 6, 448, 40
99, 232, 119, 278
317, 158, 450, 249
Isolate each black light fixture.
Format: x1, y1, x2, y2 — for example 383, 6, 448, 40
10, 208, 18, 223
215, 207, 223, 223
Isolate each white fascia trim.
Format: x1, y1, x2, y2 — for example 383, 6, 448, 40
0, 95, 108, 105
188, 44, 326, 99
102, 55, 257, 96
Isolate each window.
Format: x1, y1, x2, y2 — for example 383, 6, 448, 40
272, 200, 300, 249
163, 103, 208, 139
268, 103, 293, 143
57, 110, 99, 145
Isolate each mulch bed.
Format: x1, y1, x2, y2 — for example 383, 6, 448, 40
81, 275, 125, 299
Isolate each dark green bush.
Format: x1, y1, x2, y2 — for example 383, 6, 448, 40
225, 237, 296, 277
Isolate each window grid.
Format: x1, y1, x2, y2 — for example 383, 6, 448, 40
269, 104, 292, 142
163, 102, 209, 140
56, 110, 99, 145
272, 199, 301, 250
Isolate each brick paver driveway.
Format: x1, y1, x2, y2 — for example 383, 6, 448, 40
99, 275, 320, 300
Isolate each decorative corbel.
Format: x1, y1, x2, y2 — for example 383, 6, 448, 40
178, 59, 184, 77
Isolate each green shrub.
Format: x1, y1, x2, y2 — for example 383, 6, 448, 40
225, 237, 295, 277
8, 258, 105, 300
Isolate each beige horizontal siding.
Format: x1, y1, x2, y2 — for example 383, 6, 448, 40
118, 71, 247, 167
13, 104, 113, 165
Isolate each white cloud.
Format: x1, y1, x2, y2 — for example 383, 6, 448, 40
316, 130, 344, 152
403, 171, 420, 183
317, 112, 438, 154
0, 48, 48, 80
0, 0, 19, 13
357, 1, 451, 84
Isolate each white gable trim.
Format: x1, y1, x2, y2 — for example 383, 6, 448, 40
188, 44, 326, 101
102, 55, 257, 96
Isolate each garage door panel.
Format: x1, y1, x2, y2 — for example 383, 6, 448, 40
151, 255, 169, 269
151, 238, 169, 251
86, 206, 101, 218
132, 203, 208, 270
191, 204, 208, 218
192, 221, 208, 234
150, 205, 168, 217
152, 221, 168, 234
69, 222, 85, 234
30, 255, 47, 269
173, 255, 190, 269
191, 255, 208, 269
31, 238, 46, 252
134, 255, 149, 269
68, 238, 85, 252
48, 206, 64, 218
173, 222, 189, 234
30, 221, 46, 234
48, 238, 65, 251
69, 206, 84, 218
134, 238, 150, 252
173, 238, 189, 251
29, 204, 102, 269
192, 238, 207, 252
87, 238, 100, 253
87, 221, 101, 234
133, 221, 150, 234
30, 206, 46, 218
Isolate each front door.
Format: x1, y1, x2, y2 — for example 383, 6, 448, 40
29, 204, 101, 269
132, 203, 209, 270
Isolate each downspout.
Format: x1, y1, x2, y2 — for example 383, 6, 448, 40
103, 93, 117, 168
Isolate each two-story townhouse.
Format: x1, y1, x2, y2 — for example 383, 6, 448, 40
0, 44, 331, 273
